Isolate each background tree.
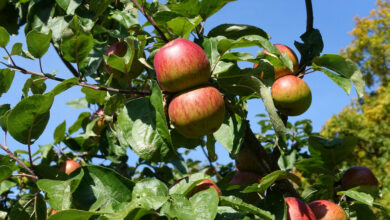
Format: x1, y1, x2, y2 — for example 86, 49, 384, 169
321, 0, 390, 215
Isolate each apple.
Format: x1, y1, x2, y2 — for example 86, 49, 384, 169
271, 75, 312, 116
236, 146, 263, 174
168, 86, 225, 138
230, 171, 262, 185
105, 42, 143, 80
91, 109, 106, 135
341, 166, 379, 190
254, 44, 299, 80
285, 197, 316, 220
154, 38, 211, 92
60, 160, 81, 175
188, 180, 222, 197
309, 200, 347, 220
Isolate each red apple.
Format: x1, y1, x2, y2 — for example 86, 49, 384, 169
285, 197, 316, 220
309, 200, 347, 220
91, 109, 106, 135
105, 42, 143, 80
341, 166, 379, 190
230, 171, 262, 185
188, 180, 222, 197
168, 86, 225, 138
254, 44, 299, 80
271, 75, 312, 116
60, 160, 81, 175
154, 38, 211, 92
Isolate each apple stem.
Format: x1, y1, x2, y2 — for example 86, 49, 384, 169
130, 0, 169, 43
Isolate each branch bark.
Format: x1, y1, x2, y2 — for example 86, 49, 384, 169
130, 0, 169, 43
0, 62, 151, 96
52, 42, 80, 78
0, 143, 37, 177
305, 0, 314, 32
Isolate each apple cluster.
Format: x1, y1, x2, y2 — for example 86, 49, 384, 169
255, 44, 312, 116
154, 38, 226, 139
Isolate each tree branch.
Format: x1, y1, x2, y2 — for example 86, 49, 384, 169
0, 62, 151, 96
12, 173, 39, 180
130, 0, 169, 43
305, 0, 314, 32
0, 143, 37, 177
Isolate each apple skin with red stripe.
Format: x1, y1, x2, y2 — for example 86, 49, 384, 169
154, 38, 211, 92
309, 200, 347, 220
285, 197, 316, 220
168, 86, 225, 138
60, 160, 81, 175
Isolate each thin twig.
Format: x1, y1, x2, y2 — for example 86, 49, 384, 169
27, 127, 34, 171
0, 62, 151, 96
201, 146, 223, 180
4, 48, 16, 66
52, 42, 80, 78
12, 173, 39, 180
0, 143, 37, 177
130, 0, 169, 43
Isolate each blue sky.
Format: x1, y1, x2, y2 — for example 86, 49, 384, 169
0, 0, 377, 167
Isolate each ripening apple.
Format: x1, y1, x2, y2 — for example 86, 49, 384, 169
230, 171, 262, 185
60, 160, 81, 175
254, 44, 299, 80
188, 180, 222, 197
341, 166, 379, 190
168, 86, 225, 138
154, 38, 211, 92
271, 75, 312, 116
309, 200, 347, 220
104, 42, 143, 80
91, 109, 106, 135
285, 197, 316, 220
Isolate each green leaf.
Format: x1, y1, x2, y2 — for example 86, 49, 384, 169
81, 87, 106, 105
7, 94, 54, 144
309, 136, 356, 169
48, 210, 97, 220
202, 37, 221, 67
220, 196, 274, 220
87, 0, 113, 18
50, 78, 79, 96
66, 98, 89, 109
313, 54, 365, 98
199, 0, 236, 20
294, 158, 329, 174
9, 194, 47, 220
73, 165, 134, 211
190, 188, 219, 220
11, 42, 23, 55
166, 16, 202, 38
313, 63, 352, 94
110, 9, 139, 29
0, 106, 11, 132
216, 206, 247, 220
56, 0, 82, 14
263, 190, 287, 220
338, 190, 374, 206
169, 173, 208, 195
132, 178, 169, 210
68, 112, 90, 134
347, 204, 376, 220
216, 66, 262, 96
213, 113, 246, 155
37, 169, 84, 210
0, 69, 15, 97
0, 26, 9, 48
0, 180, 16, 195
26, 30, 52, 58
116, 97, 174, 162
242, 170, 301, 194
160, 194, 194, 219
294, 29, 324, 66
54, 121, 66, 144
0, 165, 12, 181
208, 24, 268, 40
61, 33, 94, 63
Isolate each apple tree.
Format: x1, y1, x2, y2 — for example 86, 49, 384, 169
0, 0, 386, 219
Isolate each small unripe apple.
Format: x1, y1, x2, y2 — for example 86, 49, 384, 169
154, 38, 211, 92
60, 160, 81, 175
105, 42, 143, 80
254, 44, 299, 80
285, 197, 316, 220
230, 171, 262, 185
91, 109, 106, 135
271, 75, 312, 116
309, 200, 347, 220
188, 180, 222, 197
341, 166, 379, 190
168, 86, 225, 138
